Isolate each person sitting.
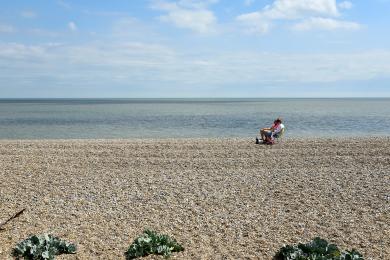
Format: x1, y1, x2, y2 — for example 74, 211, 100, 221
259, 118, 283, 144
272, 122, 285, 139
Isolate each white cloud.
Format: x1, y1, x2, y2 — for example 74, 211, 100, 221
151, 0, 217, 33
236, 0, 359, 34
338, 1, 353, 9
293, 17, 360, 31
244, 0, 255, 6
159, 9, 216, 33
68, 21, 77, 31
0, 24, 15, 33
236, 13, 271, 34
244, 0, 340, 20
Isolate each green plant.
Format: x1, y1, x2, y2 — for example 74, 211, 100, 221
125, 229, 184, 259
275, 237, 363, 260
12, 234, 76, 260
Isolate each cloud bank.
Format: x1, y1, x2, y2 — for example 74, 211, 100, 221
1, 41, 389, 91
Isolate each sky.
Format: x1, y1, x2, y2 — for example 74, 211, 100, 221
0, 0, 390, 98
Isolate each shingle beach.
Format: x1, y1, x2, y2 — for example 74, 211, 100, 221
0, 138, 389, 259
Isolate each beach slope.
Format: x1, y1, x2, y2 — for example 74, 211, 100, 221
0, 138, 389, 259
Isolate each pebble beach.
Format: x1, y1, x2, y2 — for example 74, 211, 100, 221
0, 138, 389, 259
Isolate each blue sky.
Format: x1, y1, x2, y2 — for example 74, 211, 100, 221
0, 0, 390, 98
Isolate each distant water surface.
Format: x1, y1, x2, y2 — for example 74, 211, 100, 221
0, 98, 389, 139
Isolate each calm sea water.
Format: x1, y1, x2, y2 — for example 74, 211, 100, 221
0, 98, 389, 139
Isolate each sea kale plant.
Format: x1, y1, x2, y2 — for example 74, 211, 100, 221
12, 234, 77, 260
125, 229, 184, 259
275, 237, 364, 260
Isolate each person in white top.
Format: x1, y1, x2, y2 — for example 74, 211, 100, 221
272, 123, 284, 139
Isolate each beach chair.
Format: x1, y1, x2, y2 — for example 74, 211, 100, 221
273, 125, 285, 144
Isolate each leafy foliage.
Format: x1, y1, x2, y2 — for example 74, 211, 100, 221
275, 237, 364, 260
12, 234, 76, 260
125, 229, 184, 259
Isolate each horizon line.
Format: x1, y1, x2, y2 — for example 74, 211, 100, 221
0, 97, 389, 99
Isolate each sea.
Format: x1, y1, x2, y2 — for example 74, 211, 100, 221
0, 98, 389, 139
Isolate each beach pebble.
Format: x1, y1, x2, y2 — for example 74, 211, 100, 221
0, 138, 389, 259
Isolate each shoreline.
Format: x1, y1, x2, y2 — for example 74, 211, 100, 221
0, 135, 389, 141
0, 138, 389, 259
